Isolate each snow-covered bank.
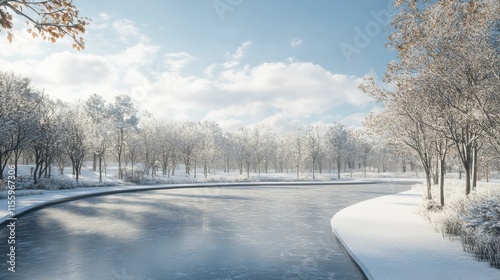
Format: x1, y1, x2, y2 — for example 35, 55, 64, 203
331, 190, 500, 280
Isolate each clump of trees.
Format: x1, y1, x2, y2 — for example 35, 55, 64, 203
0, 72, 139, 185
361, 0, 500, 205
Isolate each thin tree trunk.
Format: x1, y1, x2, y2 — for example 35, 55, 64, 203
99, 156, 103, 183
434, 155, 439, 185
465, 168, 471, 196
425, 171, 432, 200
439, 157, 445, 207
472, 146, 478, 191
337, 157, 341, 179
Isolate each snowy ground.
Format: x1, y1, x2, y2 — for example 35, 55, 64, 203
331, 189, 500, 280
5, 162, 436, 186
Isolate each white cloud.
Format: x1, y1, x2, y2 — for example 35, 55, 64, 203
164, 52, 197, 72
291, 38, 303, 47
215, 61, 372, 116
224, 41, 252, 69
132, 59, 373, 133
112, 18, 149, 43
0, 16, 373, 133
255, 113, 305, 135
99, 12, 111, 21
0, 30, 44, 57
212, 118, 246, 132
39, 52, 116, 86
109, 43, 160, 67
204, 63, 217, 78
340, 112, 369, 128
0, 18, 73, 57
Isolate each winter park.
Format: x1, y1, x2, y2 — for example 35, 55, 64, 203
0, 0, 500, 279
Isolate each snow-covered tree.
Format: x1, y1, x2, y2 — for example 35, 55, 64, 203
0, 72, 41, 178
31, 99, 66, 184
61, 103, 90, 182
288, 128, 306, 178
306, 125, 328, 179
84, 94, 112, 182
109, 95, 139, 179
328, 123, 349, 179
363, 0, 500, 197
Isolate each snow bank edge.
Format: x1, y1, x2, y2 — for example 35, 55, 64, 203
331, 216, 373, 280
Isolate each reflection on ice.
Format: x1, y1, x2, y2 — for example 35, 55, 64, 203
0, 183, 409, 279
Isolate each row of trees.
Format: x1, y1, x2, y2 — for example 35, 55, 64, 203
1, 71, 445, 185
361, 0, 500, 205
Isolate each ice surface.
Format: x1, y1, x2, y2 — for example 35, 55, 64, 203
0, 182, 410, 279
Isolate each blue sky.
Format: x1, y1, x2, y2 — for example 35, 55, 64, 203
0, 0, 397, 132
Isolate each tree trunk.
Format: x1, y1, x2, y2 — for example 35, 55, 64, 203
312, 158, 316, 180
99, 156, 103, 183
472, 146, 478, 191
13, 149, 22, 178
75, 164, 80, 182
425, 172, 432, 200
433, 155, 439, 185
337, 157, 341, 179
439, 157, 445, 207
465, 167, 471, 196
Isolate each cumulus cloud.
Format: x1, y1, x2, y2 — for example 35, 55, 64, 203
0, 17, 373, 133
110, 43, 160, 67
137, 60, 373, 131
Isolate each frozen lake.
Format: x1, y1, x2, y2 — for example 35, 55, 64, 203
0, 182, 411, 279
